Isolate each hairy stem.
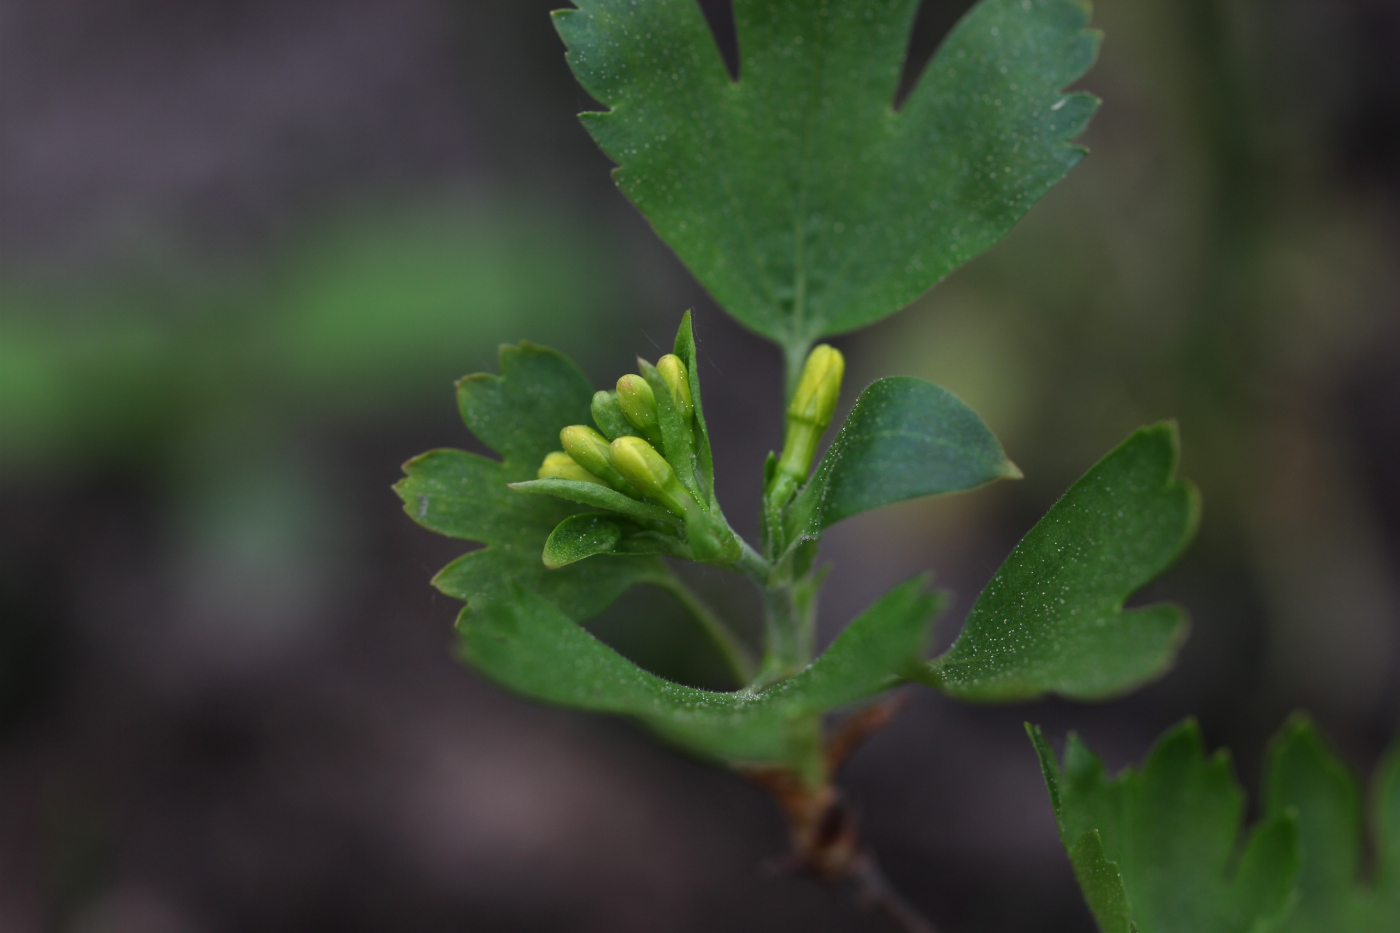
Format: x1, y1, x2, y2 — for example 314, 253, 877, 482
734, 535, 771, 584
653, 569, 756, 687
756, 585, 802, 688
753, 574, 819, 689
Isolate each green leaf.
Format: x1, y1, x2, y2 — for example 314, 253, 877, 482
543, 513, 623, 568
1028, 720, 1302, 933
784, 376, 1017, 547
1264, 714, 1400, 932
555, 0, 1101, 347
510, 477, 683, 530
459, 577, 943, 781
671, 310, 715, 497
456, 341, 593, 467
395, 343, 663, 621
1064, 831, 1133, 933
921, 423, 1199, 701
543, 513, 687, 568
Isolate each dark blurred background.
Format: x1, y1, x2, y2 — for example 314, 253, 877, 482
1, 0, 1397, 930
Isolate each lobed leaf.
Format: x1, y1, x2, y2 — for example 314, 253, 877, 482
921, 423, 1198, 701
455, 341, 595, 468
555, 0, 1101, 348
784, 376, 1016, 549
1028, 720, 1301, 933
1264, 715, 1400, 932
395, 343, 664, 621
459, 578, 944, 780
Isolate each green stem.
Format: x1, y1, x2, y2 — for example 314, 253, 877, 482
753, 569, 821, 689
760, 486, 785, 560
734, 535, 771, 585
755, 584, 802, 688
654, 569, 756, 688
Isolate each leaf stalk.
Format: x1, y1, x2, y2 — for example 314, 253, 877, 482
651, 568, 756, 688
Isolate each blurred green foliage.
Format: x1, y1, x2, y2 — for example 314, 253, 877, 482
0, 198, 625, 475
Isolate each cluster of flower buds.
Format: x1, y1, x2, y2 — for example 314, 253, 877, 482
537, 353, 738, 562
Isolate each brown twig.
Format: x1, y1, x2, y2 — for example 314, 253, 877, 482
847, 849, 938, 933
825, 688, 912, 775
743, 689, 938, 933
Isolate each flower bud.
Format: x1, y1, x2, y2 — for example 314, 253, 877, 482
787, 344, 844, 428
609, 436, 696, 518
656, 354, 693, 423
771, 345, 845, 500
538, 451, 606, 486
560, 424, 637, 495
590, 390, 632, 441
616, 374, 664, 449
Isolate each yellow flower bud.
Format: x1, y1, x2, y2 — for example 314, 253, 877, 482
787, 344, 844, 428
616, 374, 664, 449
560, 424, 638, 495
560, 424, 613, 476
609, 436, 696, 518
590, 390, 632, 440
538, 451, 606, 486
771, 344, 845, 500
656, 354, 693, 423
